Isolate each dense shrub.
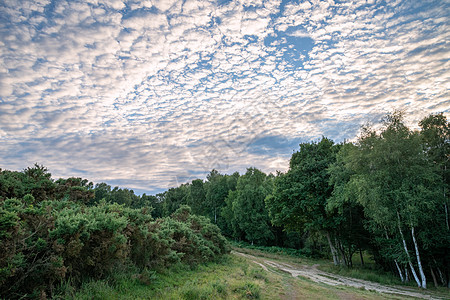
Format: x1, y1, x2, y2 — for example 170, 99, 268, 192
0, 198, 229, 299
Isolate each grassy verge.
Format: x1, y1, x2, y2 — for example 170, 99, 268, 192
318, 263, 409, 287
58, 255, 284, 299
56, 247, 447, 299
230, 241, 312, 258
319, 264, 450, 298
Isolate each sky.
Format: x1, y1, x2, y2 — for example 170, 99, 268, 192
0, 0, 449, 195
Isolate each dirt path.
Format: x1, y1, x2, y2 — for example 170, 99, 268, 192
233, 251, 445, 299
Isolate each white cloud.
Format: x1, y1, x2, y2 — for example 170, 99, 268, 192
152, 0, 179, 12
0, 0, 448, 193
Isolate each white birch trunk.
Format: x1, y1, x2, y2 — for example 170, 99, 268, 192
326, 232, 339, 266
436, 266, 445, 286
397, 212, 421, 287
430, 266, 438, 288
384, 229, 403, 282
395, 260, 405, 282
336, 238, 347, 266
411, 226, 426, 288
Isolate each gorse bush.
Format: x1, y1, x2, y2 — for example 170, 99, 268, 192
0, 167, 229, 299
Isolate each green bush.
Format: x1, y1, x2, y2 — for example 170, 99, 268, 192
233, 281, 261, 299
0, 198, 228, 299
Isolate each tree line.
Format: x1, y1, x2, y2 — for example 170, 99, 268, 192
268, 112, 449, 289
146, 111, 449, 289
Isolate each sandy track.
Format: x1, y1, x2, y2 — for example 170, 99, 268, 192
233, 251, 445, 299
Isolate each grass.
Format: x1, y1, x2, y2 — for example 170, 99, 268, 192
230, 240, 315, 258
319, 263, 450, 299
58, 255, 282, 299
317, 251, 414, 288
319, 263, 408, 286
55, 247, 446, 299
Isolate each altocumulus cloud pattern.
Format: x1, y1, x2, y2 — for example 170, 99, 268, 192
0, 0, 448, 194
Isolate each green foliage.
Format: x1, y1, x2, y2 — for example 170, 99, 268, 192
55, 177, 94, 204
0, 164, 55, 203
233, 281, 261, 299
266, 137, 338, 234
0, 168, 229, 299
205, 169, 236, 225
232, 240, 313, 258
229, 168, 275, 245
327, 111, 450, 286
187, 179, 207, 216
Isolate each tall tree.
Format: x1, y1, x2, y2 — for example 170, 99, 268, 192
205, 170, 229, 224
161, 184, 189, 216
186, 179, 206, 216
419, 113, 450, 287
419, 113, 450, 231
266, 137, 341, 264
343, 111, 441, 288
232, 168, 274, 245
328, 142, 371, 267
22, 164, 56, 202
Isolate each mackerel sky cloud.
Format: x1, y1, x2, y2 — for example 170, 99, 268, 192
0, 0, 449, 194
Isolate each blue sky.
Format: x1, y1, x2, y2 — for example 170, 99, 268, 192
0, 0, 449, 194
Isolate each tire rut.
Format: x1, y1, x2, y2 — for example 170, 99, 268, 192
232, 251, 445, 299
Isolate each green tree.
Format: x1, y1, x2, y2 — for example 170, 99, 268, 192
186, 179, 206, 216
93, 182, 112, 204
328, 142, 371, 267
139, 193, 163, 217
419, 113, 450, 231
266, 137, 340, 263
419, 113, 450, 287
343, 111, 441, 288
161, 184, 189, 216
0, 169, 27, 200
232, 168, 274, 245
204, 170, 230, 224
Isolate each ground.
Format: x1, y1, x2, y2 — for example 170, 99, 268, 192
233, 248, 448, 300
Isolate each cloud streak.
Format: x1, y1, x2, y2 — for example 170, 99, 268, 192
0, 0, 448, 193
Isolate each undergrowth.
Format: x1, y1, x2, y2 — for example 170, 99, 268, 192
62, 254, 272, 299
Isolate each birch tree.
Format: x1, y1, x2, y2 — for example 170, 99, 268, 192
344, 111, 440, 288
419, 113, 450, 287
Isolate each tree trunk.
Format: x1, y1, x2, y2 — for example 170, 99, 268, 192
445, 203, 449, 231
447, 269, 450, 288
436, 265, 446, 286
359, 249, 364, 266
348, 248, 353, 268
430, 266, 438, 288
397, 212, 421, 287
336, 238, 348, 266
411, 226, 426, 288
395, 260, 405, 282
445, 165, 449, 231
405, 265, 409, 282
326, 232, 339, 266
